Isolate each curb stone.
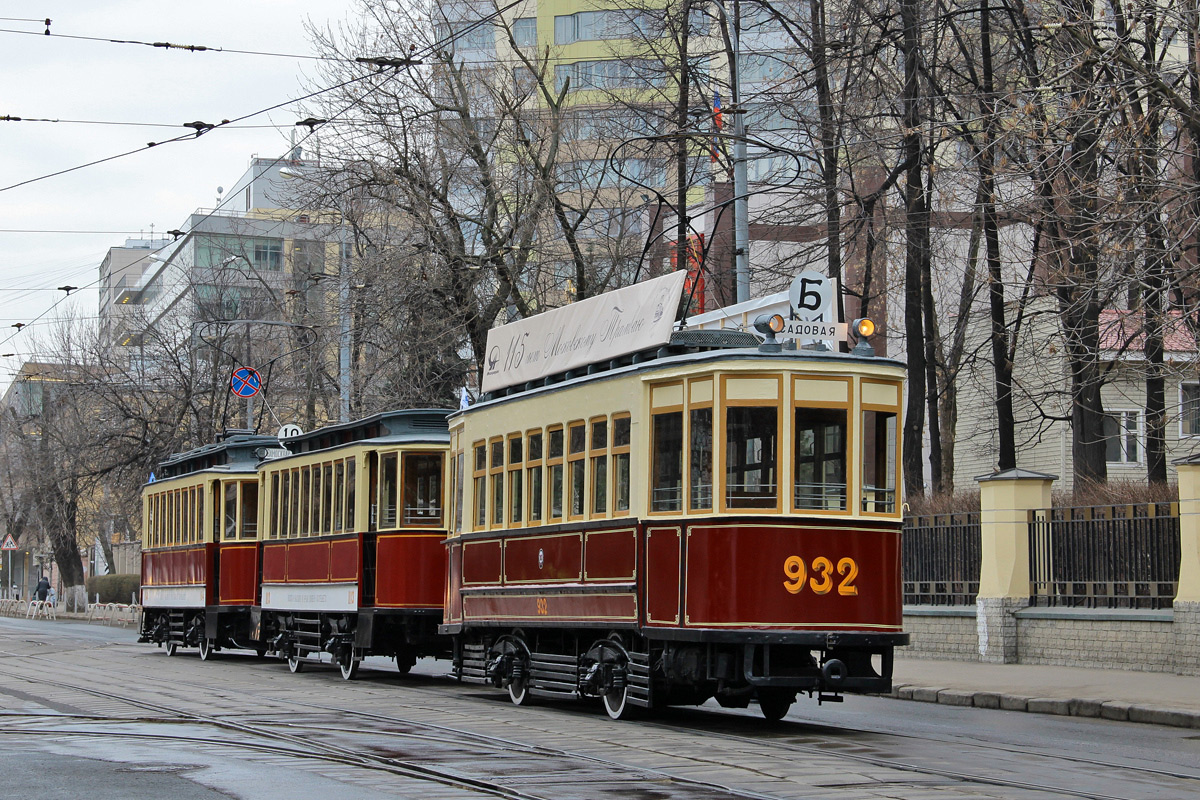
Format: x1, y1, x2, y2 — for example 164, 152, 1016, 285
890, 688, 1200, 729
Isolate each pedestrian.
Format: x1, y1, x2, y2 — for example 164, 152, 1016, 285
35, 575, 49, 602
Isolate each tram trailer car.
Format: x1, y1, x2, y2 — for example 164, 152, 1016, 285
257, 409, 453, 678
443, 330, 907, 719
139, 432, 279, 658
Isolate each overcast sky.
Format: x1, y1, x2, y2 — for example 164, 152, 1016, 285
0, 0, 358, 390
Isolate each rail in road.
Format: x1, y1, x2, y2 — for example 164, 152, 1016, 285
0, 618, 1198, 800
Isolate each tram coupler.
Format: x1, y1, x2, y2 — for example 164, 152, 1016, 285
323, 633, 354, 661
271, 633, 296, 658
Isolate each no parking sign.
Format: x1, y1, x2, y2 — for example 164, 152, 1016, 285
230, 366, 262, 398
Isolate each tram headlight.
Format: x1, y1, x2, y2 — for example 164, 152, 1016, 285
753, 314, 785, 352
851, 317, 875, 357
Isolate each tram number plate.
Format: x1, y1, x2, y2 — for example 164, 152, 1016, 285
782, 556, 859, 596
536, 597, 549, 615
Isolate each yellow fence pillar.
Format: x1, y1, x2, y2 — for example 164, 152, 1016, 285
1174, 458, 1200, 675
975, 469, 1055, 664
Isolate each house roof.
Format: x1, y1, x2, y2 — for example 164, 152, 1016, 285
1098, 310, 1197, 354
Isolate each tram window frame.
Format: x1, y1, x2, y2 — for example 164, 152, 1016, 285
589, 416, 608, 519
334, 461, 345, 532
473, 441, 487, 529
688, 378, 714, 513
567, 420, 587, 520
611, 414, 632, 515
862, 407, 899, 516
508, 434, 524, 525
650, 410, 684, 513
380, 452, 399, 530
346, 457, 357, 531
526, 429, 544, 525
241, 479, 260, 539
301, 466, 313, 536
489, 437, 505, 526
402, 451, 444, 526
453, 449, 465, 534
224, 481, 238, 542
792, 377, 852, 514
547, 426, 565, 521
321, 462, 334, 534
793, 407, 849, 511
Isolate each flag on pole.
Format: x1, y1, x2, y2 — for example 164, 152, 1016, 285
711, 90, 723, 163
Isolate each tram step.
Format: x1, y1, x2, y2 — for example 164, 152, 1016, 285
459, 667, 488, 681
530, 659, 577, 674
529, 651, 576, 665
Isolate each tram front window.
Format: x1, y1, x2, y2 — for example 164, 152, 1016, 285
863, 410, 898, 513
725, 406, 777, 509
651, 411, 683, 511
794, 409, 847, 510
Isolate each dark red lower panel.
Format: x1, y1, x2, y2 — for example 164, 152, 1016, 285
683, 522, 902, 630
644, 527, 681, 626
462, 591, 637, 625
375, 532, 446, 608
218, 544, 258, 605
262, 544, 287, 582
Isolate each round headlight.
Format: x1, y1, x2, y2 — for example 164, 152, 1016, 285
854, 318, 875, 338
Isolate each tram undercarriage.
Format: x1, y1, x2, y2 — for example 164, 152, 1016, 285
264, 609, 446, 679
456, 628, 903, 720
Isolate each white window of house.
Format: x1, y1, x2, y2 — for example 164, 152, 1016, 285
1182, 384, 1200, 437
511, 17, 537, 48
1103, 410, 1141, 464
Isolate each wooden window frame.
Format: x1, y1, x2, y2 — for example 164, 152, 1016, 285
791, 375, 853, 516
547, 425, 565, 522
488, 436, 505, 528
718, 374, 784, 514
472, 440, 487, 531
567, 420, 587, 522
648, 380, 685, 516
588, 415, 609, 520
860, 379, 902, 519
687, 378, 715, 513
526, 428, 544, 527
507, 433, 524, 527
610, 413, 632, 517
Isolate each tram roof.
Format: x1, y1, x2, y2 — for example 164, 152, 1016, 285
275, 408, 453, 457
155, 432, 280, 480
456, 336, 905, 419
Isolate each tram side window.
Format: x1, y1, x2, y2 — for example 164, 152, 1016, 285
725, 407, 778, 509
280, 471, 291, 538
862, 410, 898, 513
613, 415, 631, 514
689, 408, 713, 511
548, 427, 565, 520
301, 466, 313, 536
322, 463, 334, 533
224, 482, 238, 541
490, 439, 505, 525
508, 436, 523, 524
651, 411, 683, 512
346, 457, 357, 530
590, 418, 608, 516
568, 422, 586, 518
474, 443, 487, 527
380, 453, 399, 529
454, 451, 465, 533
241, 480, 259, 539
794, 409, 847, 510
403, 453, 444, 525
334, 461, 345, 532
289, 469, 300, 538
527, 431, 543, 523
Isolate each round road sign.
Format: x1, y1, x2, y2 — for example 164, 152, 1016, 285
230, 367, 262, 398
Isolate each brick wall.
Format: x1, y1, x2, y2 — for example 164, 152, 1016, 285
1015, 611, 1175, 672
902, 608, 979, 660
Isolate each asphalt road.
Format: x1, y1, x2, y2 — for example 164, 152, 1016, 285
1, 617, 1198, 800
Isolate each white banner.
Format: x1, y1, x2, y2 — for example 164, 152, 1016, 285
481, 271, 687, 393
261, 583, 358, 612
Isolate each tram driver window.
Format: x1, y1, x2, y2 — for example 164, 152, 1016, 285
241, 480, 259, 538
403, 453, 443, 525
862, 410, 898, 513
794, 409, 847, 510
725, 407, 778, 509
651, 411, 683, 511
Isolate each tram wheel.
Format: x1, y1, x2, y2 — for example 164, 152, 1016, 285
758, 691, 794, 722
508, 673, 530, 706
602, 683, 630, 720
339, 654, 359, 681
198, 637, 214, 661
287, 654, 305, 674
164, 641, 178, 657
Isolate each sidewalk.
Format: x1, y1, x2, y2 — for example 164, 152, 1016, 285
891, 656, 1200, 729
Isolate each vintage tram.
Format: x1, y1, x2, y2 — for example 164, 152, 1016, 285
254, 409, 452, 678
139, 431, 278, 657
442, 273, 906, 719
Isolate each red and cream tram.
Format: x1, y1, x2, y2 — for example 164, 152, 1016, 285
442, 273, 906, 719
256, 409, 452, 678
139, 431, 278, 657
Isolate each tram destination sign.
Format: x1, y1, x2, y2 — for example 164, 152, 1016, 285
481, 271, 687, 394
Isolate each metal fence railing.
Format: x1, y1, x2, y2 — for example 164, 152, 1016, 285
1028, 503, 1180, 610
902, 512, 981, 605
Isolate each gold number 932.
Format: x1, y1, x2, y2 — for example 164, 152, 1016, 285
783, 555, 859, 596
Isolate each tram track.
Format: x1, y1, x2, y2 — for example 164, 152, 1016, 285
3, 632, 1198, 800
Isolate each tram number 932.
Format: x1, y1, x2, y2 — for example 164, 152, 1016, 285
782, 556, 859, 596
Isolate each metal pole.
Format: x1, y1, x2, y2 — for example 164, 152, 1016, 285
339, 226, 351, 423
715, 0, 751, 303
